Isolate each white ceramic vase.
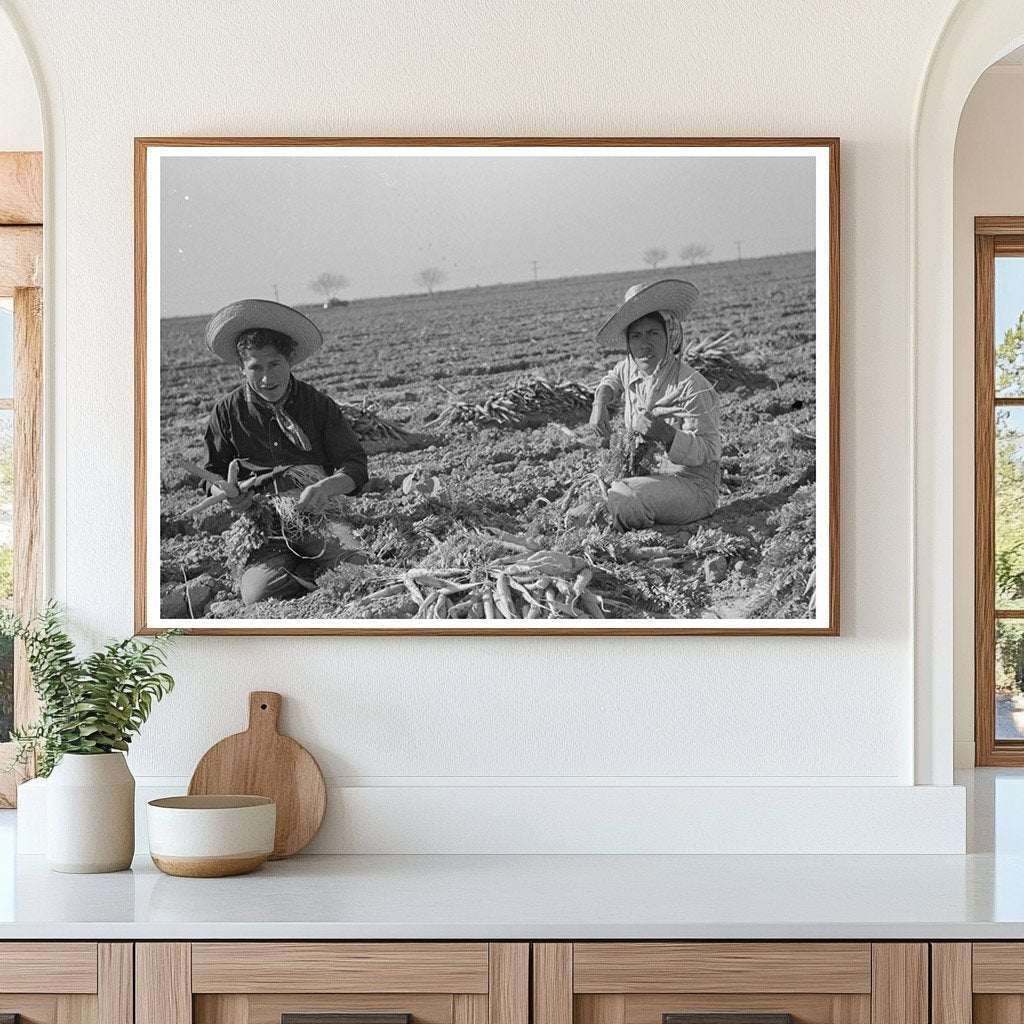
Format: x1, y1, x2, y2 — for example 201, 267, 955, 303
46, 752, 135, 873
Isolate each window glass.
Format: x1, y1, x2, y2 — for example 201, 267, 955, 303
996, 257, 1024, 397
997, 407, 1024, 610
997, 620, 1024, 740
0, 307, 12, 399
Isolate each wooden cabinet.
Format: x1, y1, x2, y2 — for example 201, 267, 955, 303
0, 943, 132, 1024
136, 944, 528, 1024
0, 938, 949, 1024
532, 944, 928, 1024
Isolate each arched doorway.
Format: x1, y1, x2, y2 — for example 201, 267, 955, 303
914, 1, 1024, 785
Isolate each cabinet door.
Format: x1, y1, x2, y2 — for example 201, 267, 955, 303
943, 943, 1024, 1024
533, 944, 927, 1024
0, 943, 131, 1024
137, 943, 528, 1024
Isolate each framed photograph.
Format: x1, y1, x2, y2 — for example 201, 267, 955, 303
135, 137, 838, 635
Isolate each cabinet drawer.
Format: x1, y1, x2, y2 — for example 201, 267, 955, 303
139, 942, 528, 1024
534, 943, 925, 1024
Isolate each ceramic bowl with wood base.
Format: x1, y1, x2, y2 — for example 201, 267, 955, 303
147, 795, 276, 877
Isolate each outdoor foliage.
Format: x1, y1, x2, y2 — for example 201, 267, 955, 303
0, 603, 178, 776
680, 242, 712, 266
642, 247, 668, 269
997, 309, 1024, 396
415, 267, 446, 295
995, 310, 1024, 692
310, 272, 348, 304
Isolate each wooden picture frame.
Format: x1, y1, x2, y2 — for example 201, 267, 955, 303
135, 137, 839, 636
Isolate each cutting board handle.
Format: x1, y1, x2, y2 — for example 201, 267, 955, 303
248, 691, 282, 734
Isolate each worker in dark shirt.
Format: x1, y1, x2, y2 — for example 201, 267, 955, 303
202, 298, 369, 605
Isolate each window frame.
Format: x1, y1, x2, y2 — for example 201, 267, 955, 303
975, 217, 1024, 765
0, 151, 43, 807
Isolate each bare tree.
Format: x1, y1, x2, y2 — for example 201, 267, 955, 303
310, 272, 349, 307
642, 247, 668, 270
679, 242, 712, 266
415, 267, 446, 295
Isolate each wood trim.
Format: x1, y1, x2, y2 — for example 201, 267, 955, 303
14, 286, 42, 725
576, 996, 625, 1024
0, 942, 97, 993
0, 153, 42, 225
196, 994, 248, 1024
533, 944, 572, 1024
488, 943, 528, 1024
137, 136, 842, 149
993, 237, 1024, 255
57, 991, 96, 1024
976, 229, 998, 765
134, 136, 840, 637
969, 942, 1024, 991
0, 743, 31, 807
977, 217, 1024, 236
98, 944, 133, 1024
870, 945, 927, 1024
0, 226, 42, 295
572, 943, 871, 994
453, 995, 488, 1024
827, 133, 841, 637
0, 287, 46, 805
133, 138, 147, 635
136, 944, 191, 1024
931, 944, 971, 1024
191, 942, 489, 994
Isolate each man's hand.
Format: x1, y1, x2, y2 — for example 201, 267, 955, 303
631, 410, 675, 447
295, 480, 331, 514
589, 402, 612, 440
210, 483, 253, 513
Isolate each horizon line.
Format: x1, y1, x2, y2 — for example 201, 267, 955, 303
161, 247, 816, 322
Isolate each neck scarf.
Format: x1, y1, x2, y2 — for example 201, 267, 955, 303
245, 377, 313, 453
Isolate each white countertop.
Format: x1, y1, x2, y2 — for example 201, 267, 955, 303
1, 769, 1022, 941
0, 849, 1020, 941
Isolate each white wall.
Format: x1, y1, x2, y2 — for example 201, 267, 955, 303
0, 0, 973, 852
0, 12, 39, 151
952, 66, 1024, 767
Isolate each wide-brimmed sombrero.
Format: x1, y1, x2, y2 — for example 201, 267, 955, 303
205, 298, 324, 365
595, 279, 700, 349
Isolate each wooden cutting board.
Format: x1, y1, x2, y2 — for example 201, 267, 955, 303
188, 691, 326, 859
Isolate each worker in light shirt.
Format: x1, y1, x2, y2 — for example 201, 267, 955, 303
589, 280, 721, 531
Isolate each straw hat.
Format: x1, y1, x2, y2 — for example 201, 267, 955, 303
595, 279, 699, 349
205, 299, 323, 365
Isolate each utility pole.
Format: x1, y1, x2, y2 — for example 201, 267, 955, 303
273, 283, 280, 302
531, 260, 540, 287
734, 241, 743, 262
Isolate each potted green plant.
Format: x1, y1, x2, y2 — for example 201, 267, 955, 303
2, 603, 178, 873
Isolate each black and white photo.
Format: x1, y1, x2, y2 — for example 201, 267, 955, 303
136, 139, 838, 634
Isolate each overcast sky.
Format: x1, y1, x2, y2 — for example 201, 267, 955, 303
159, 150, 817, 318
